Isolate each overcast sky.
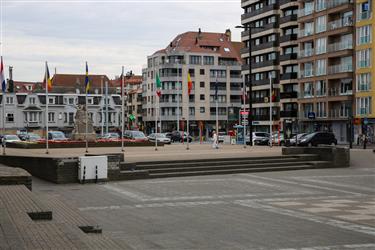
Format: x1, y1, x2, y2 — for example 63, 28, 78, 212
1, 0, 242, 82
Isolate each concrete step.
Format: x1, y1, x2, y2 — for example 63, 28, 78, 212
119, 154, 319, 171
147, 161, 321, 174
148, 164, 319, 179
118, 170, 150, 180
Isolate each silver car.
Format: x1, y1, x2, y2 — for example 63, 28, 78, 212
147, 133, 171, 144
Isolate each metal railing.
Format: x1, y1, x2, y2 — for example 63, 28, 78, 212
327, 40, 353, 52
327, 64, 353, 74
299, 49, 314, 58
328, 18, 353, 31
328, 88, 353, 96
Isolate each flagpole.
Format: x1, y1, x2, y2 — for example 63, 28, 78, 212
177, 61, 180, 132
85, 62, 89, 153
155, 94, 158, 151
2, 90, 4, 155
121, 66, 125, 152
242, 74, 246, 149
45, 62, 49, 154
215, 74, 219, 146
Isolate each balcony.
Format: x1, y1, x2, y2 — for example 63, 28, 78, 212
280, 0, 297, 6
241, 4, 279, 20
252, 40, 279, 52
280, 110, 298, 118
327, 0, 353, 9
280, 14, 297, 24
299, 48, 314, 58
280, 34, 298, 43
279, 53, 297, 61
328, 88, 353, 97
327, 40, 353, 52
327, 64, 353, 75
281, 72, 298, 81
253, 114, 280, 121
298, 29, 314, 38
330, 109, 350, 119
328, 18, 353, 31
357, 11, 371, 21
280, 91, 298, 99
251, 59, 278, 69
300, 70, 314, 78
298, 7, 314, 18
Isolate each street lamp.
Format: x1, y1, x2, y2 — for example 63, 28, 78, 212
235, 24, 256, 146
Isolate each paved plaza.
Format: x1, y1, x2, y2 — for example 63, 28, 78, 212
28, 148, 375, 249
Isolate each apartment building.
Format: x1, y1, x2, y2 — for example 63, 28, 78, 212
241, 0, 299, 133
355, 0, 375, 138
297, 0, 355, 143
142, 29, 243, 136
0, 74, 124, 135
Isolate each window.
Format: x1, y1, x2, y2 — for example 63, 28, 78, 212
200, 69, 205, 75
303, 103, 314, 118
304, 22, 314, 36
29, 97, 36, 105
316, 0, 326, 11
357, 73, 371, 91
5, 113, 14, 123
255, 20, 263, 27
255, 38, 261, 45
200, 107, 205, 113
268, 52, 276, 60
316, 15, 326, 33
190, 55, 202, 65
357, 49, 371, 68
315, 80, 326, 96
48, 97, 54, 104
188, 68, 195, 76
48, 112, 55, 123
268, 34, 276, 42
210, 70, 226, 78
316, 37, 326, 54
200, 82, 205, 88
304, 1, 314, 15
357, 25, 372, 45
340, 79, 352, 95
203, 56, 214, 65
200, 94, 205, 101
316, 59, 326, 76
255, 55, 263, 63
6, 96, 13, 104
316, 102, 327, 118
357, 1, 371, 21
87, 97, 93, 105
255, 73, 263, 81
68, 98, 75, 105
356, 96, 372, 115
189, 107, 195, 116
303, 82, 313, 97
303, 62, 314, 77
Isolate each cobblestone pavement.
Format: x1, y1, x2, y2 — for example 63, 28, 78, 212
32, 149, 375, 249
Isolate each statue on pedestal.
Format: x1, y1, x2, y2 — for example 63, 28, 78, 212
71, 105, 96, 141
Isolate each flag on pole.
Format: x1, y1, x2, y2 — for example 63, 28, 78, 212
156, 73, 162, 97
85, 62, 90, 93
0, 57, 5, 93
44, 62, 52, 91
187, 73, 192, 95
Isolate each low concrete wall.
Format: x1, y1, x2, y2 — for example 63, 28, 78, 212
0, 153, 124, 184
282, 146, 350, 168
0, 166, 32, 190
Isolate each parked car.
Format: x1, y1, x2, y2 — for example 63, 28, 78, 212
124, 130, 148, 141
48, 131, 68, 141
252, 132, 270, 145
289, 133, 308, 146
103, 133, 120, 140
218, 132, 227, 143
147, 133, 171, 144
297, 132, 337, 147
25, 133, 42, 142
2, 134, 21, 144
169, 131, 192, 143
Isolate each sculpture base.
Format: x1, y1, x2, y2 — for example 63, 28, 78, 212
71, 133, 96, 142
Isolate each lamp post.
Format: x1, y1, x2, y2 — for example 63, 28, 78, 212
235, 24, 263, 146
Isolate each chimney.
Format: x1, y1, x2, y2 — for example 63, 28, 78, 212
225, 29, 232, 41
198, 28, 202, 39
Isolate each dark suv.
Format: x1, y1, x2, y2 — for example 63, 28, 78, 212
297, 132, 337, 147
168, 131, 192, 143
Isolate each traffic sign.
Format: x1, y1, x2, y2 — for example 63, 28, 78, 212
308, 112, 315, 119
240, 111, 249, 115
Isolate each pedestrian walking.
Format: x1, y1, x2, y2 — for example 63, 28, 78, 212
212, 131, 218, 149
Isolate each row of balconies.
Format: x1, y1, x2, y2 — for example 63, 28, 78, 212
300, 64, 352, 78
298, 0, 353, 18
241, 3, 279, 20
300, 88, 353, 99
298, 18, 353, 38
298, 40, 353, 58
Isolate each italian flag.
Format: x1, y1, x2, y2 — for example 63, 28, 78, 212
156, 73, 162, 97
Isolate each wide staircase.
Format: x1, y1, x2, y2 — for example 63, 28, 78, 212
116, 154, 332, 180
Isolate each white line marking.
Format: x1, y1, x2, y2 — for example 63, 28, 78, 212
278, 243, 375, 250
102, 184, 151, 201
245, 175, 364, 196
290, 178, 375, 193
235, 200, 375, 237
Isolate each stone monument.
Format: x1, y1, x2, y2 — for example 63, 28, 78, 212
71, 105, 97, 141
